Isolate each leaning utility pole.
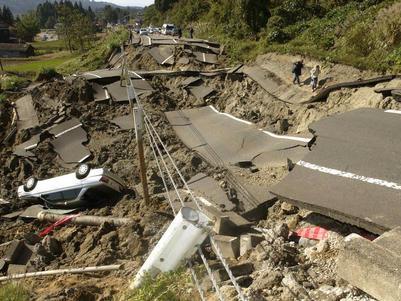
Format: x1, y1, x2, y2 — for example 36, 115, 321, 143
133, 105, 150, 205
122, 57, 150, 205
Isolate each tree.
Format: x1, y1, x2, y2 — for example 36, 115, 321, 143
37, 1, 57, 28
103, 5, 118, 24
15, 12, 40, 42
57, 4, 95, 52
155, 0, 179, 13
1, 5, 14, 26
240, 0, 270, 33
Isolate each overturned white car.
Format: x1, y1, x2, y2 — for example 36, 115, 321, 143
18, 164, 126, 209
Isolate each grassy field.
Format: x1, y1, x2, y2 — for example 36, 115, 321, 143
31, 39, 67, 54
1, 39, 76, 78
2, 51, 79, 78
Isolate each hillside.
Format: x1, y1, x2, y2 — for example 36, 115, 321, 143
144, 0, 401, 73
0, 0, 141, 15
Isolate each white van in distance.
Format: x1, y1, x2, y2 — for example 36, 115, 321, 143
161, 24, 175, 35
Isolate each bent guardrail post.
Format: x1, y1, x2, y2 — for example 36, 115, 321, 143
130, 207, 211, 289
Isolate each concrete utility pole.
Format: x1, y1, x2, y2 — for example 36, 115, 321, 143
121, 54, 150, 205
133, 106, 150, 205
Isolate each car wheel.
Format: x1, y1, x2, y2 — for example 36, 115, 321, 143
23, 177, 38, 192
76, 164, 91, 179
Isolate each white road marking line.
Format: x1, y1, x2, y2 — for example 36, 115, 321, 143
79, 154, 91, 163
129, 70, 144, 80
55, 124, 82, 138
209, 105, 253, 125
84, 72, 101, 78
161, 54, 174, 65
24, 143, 38, 150
385, 110, 401, 115
203, 53, 206, 62
260, 130, 311, 143
297, 160, 401, 190
208, 105, 311, 143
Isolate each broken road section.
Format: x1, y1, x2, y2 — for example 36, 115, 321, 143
271, 108, 401, 234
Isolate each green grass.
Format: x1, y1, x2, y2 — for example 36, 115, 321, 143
31, 39, 67, 54
0, 283, 30, 301
124, 268, 196, 301
0, 75, 29, 91
3, 52, 78, 78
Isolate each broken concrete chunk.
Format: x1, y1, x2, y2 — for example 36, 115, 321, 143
188, 85, 215, 100
4, 240, 24, 263
177, 57, 190, 65
373, 226, 401, 256
111, 115, 135, 130
212, 262, 254, 282
148, 46, 174, 65
92, 83, 110, 102
105, 80, 153, 103
7, 264, 27, 275
188, 173, 235, 211
180, 76, 202, 88
15, 94, 39, 130
50, 127, 90, 164
48, 118, 81, 137
240, 234, 264, 256
212, 235, 240, 259
338, 233, 401, 301
194, 52, 219, 64
13, 134, 41, 157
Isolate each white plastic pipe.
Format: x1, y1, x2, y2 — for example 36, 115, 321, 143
0, 265, 121, 281
130, 207, 210, 289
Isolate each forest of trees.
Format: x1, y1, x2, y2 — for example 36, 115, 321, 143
145, 0, 384, 39
0, 0, 140, 50
0, 5, 13, 25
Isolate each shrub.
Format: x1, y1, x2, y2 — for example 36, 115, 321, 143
0, 75, 29, 91
373, 2, 401, 49
36, 67, 61, 81
0, 283, 29, 301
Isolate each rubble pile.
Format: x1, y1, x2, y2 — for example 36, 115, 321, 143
0, 33, 400, 300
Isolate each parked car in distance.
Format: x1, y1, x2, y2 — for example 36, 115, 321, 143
139, 28, 149, 35
161, 24, 175, 35
18, 164, 126, 209
153, 27, 161, 34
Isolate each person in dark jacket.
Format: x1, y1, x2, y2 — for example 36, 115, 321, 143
292, 60, 304, 85
177, 28, 182, 39
189, 27, 194, 39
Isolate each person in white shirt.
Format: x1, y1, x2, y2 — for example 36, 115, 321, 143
310, 65, 320, 92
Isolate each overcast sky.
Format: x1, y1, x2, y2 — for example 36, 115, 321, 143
96, 0, 154, 7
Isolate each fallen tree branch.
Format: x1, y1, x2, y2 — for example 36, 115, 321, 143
37, 212, 133, 227
0, 264, 122, 281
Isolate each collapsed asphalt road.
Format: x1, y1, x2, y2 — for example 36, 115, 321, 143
1, 32, 401, 300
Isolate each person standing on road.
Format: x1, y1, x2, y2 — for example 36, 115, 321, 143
178, 28, 182, 39
292, 60, 304, 85
129, 30, 133, 44
310, 65, 320, 92
189, 27, 194, 39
